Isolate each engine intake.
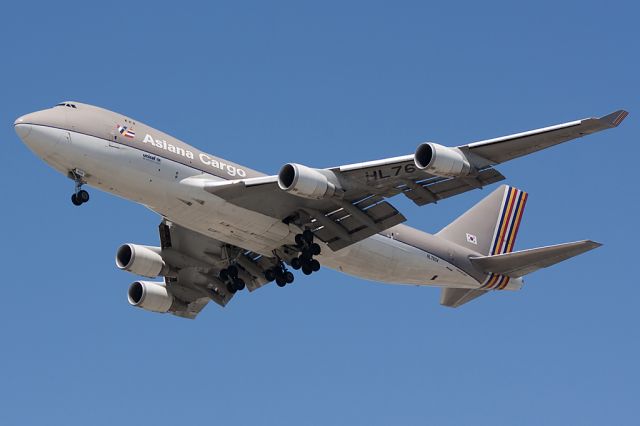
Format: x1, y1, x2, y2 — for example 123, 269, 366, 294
414, 143, 471, 177
278, 163, 339, 200
116, 244, 166, 278
128, 281, 174, 313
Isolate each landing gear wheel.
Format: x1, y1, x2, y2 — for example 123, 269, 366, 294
310, 259, 321, 272
310, 243, 321, 256
219, 269, 229, 281
71, 193, 82, 206
234, 278, 245, 291
291, 257, 302, 270
226, 283, 237, 294
227, 265, 238, 278
295, 234, 305, 248
301, 264, 313, 275
78, 190, 90, 203
285, 271, 295, 284
275, 276, 287, 287
265, 269, 276, 281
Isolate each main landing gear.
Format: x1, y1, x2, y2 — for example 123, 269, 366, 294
70, 170, 90, 206
219, 265, 245, 294
291, 230, 321, 276
264, 230, 322, 287
264, 262, 295, 287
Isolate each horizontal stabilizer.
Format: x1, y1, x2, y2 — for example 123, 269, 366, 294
440, 288, 488, 308
469, 240, 602, 278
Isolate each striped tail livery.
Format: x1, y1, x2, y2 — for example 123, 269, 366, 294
480, 186, 528, 289
437, 185, 528, 290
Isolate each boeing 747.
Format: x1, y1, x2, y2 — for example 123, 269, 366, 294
14, 102, 627, 318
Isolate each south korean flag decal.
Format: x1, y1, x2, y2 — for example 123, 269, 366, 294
466, 233, 478, 245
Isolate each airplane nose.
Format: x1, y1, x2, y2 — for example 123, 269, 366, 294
14, 116, 32, 140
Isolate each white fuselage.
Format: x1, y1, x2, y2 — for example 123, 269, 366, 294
20, 123, 518, 291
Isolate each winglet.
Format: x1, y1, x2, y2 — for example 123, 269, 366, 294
599, 110, 629, 128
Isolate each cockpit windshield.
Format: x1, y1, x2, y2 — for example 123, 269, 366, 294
55, 103, 77, 109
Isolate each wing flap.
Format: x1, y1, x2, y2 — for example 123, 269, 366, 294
312, 200, 406, 251
402, 168, 506, 206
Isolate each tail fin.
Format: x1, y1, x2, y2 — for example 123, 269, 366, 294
437, 184, 528, 255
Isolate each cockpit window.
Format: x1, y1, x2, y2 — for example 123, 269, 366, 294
55, 103, 77, 109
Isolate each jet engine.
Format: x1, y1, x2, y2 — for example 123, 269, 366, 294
116, 244, 167, 278
414, 142, 472, 177
127, 281, 174, 313
278, 163, 339, 199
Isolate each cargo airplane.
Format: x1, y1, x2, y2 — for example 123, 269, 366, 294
13, 102, 628, 318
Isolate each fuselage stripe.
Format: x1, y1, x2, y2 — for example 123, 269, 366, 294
481, 273, 498, 289
498, 276, 511, 290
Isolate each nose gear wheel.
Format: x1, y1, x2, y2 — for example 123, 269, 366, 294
69, 169, 90, 206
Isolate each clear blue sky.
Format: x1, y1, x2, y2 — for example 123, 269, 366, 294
1, 1, 637, 425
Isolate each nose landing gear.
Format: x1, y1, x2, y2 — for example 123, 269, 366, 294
69, 169, 90, 206
71, 190, 90, 206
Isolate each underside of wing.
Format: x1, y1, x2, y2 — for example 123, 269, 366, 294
203, 168, 503, 251
146, 220, 280, 319
205, 178, 406, 251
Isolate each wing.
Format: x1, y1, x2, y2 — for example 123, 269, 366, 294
203, 165, 504, 252
202, 110, 626, 252
157, 220, 276, 319
463, 109, 628, 167
204, 175, 408, 251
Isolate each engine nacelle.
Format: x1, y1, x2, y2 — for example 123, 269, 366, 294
278, 163, 338, 200
414, 143, 472, 177
127, 281, 174, 313
116, 244, 166, 278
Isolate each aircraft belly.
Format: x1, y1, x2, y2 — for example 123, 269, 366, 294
319, 234, 479, 288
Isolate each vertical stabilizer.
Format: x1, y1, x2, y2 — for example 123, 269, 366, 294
436, 185, 528, 256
